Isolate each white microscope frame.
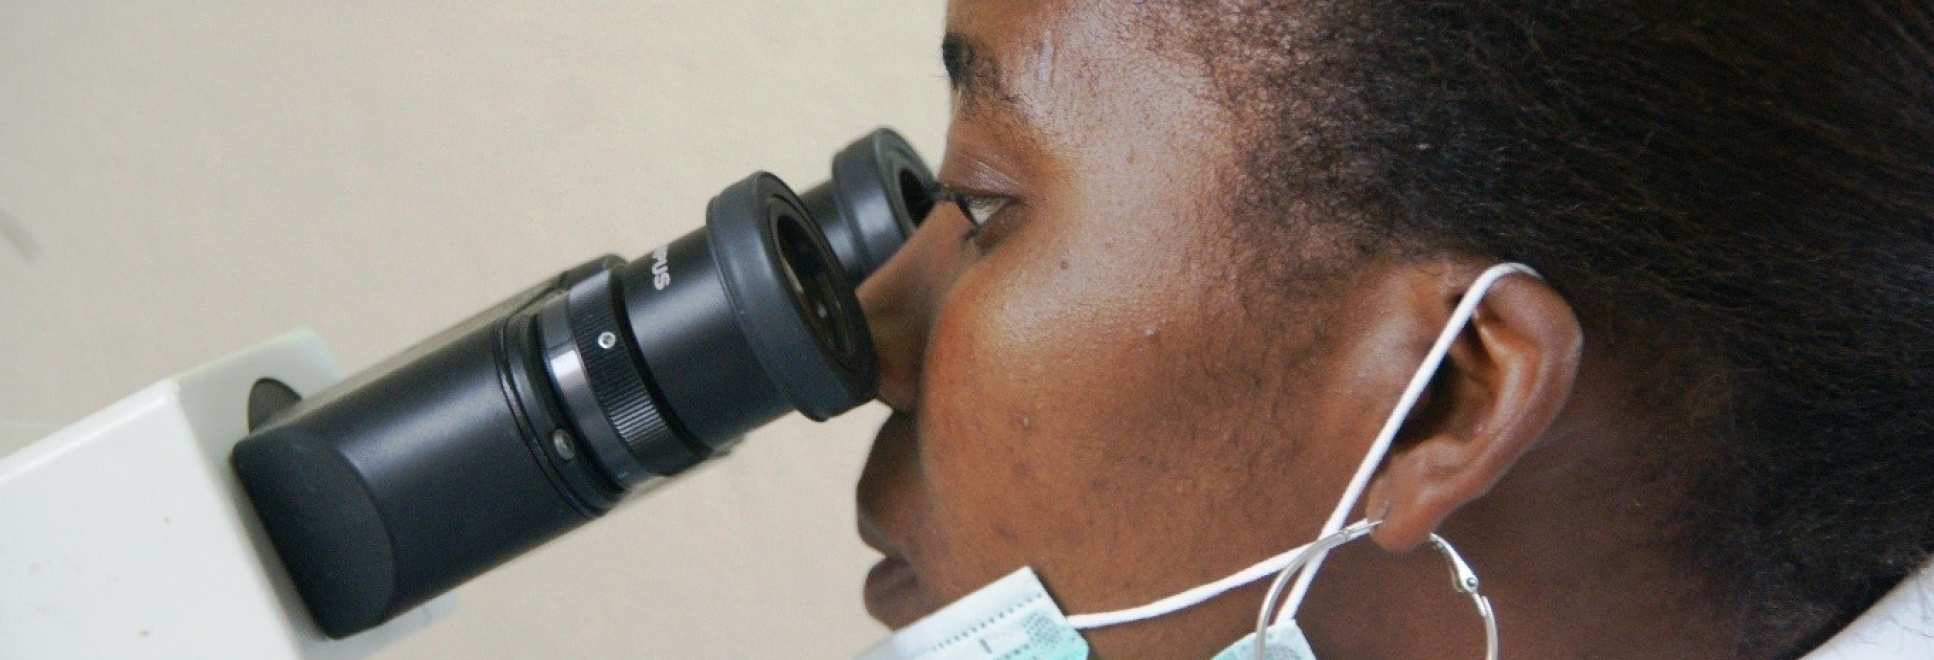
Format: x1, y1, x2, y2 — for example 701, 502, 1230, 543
0, 331, 451, 659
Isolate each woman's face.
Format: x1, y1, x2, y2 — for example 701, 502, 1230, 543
855, 0, 1468, 656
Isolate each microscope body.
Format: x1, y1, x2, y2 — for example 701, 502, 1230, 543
0, 331, 450, 659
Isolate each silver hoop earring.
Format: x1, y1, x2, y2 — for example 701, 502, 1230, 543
1252, 520, 1499, 660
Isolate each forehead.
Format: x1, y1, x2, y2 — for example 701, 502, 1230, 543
942, 0, 1214, 142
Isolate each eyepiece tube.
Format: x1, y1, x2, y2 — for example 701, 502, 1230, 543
799, 128, 935, 283
233, 170, 875, 638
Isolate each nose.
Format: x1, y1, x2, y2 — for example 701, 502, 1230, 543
857, 205, 971, 413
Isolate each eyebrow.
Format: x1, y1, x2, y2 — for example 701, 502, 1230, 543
942, 32, 1014, 110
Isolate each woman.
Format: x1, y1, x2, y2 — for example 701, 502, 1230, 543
853, 1, 1933, 658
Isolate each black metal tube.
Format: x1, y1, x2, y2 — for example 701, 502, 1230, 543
231, 274, 592, 635
234, 172, 876, 638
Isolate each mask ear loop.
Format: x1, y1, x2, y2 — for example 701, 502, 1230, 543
1253, 520, 1499, 660
1276, 263, 1541, 626
1071, 264, 1537, 640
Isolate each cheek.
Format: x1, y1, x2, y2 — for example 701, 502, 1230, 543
905, 204, 1276, 605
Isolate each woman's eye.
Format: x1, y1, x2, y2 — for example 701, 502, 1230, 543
950, 192, 1010, 231
967, 194, 1013, 227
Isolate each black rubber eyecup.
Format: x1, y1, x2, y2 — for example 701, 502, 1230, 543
706, 172, 877, 420
834, 128, 936, 268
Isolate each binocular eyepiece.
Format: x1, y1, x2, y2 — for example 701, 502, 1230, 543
232, 129, 934, 638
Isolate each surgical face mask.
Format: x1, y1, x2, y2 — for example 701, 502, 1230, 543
857, 264, 1532, 660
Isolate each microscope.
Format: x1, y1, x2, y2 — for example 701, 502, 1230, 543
0, 130, 933, 659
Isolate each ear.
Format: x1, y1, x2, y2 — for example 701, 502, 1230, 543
1365, 267, 1583, 551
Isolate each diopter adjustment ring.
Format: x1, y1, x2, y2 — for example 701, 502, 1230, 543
562, 261, 704, 478
538, 259, 702, 490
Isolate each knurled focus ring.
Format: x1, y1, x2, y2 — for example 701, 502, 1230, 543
564, 268, 696, 476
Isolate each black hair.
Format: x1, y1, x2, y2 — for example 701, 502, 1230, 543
1156, 1, 1933, 656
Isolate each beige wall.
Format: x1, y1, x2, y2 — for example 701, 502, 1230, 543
0, 2, 947, 657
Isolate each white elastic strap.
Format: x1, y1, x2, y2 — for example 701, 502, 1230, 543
1064, 536, 1321, 630
1275, 263, 1540, 625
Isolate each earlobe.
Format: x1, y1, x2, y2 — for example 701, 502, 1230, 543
1367, 270, 1583, 551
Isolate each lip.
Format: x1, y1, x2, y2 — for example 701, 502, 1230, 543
857, 504, 898, 555
857, 414, 928, 627
863, 554, 925, 628
858, 516, 926, 627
